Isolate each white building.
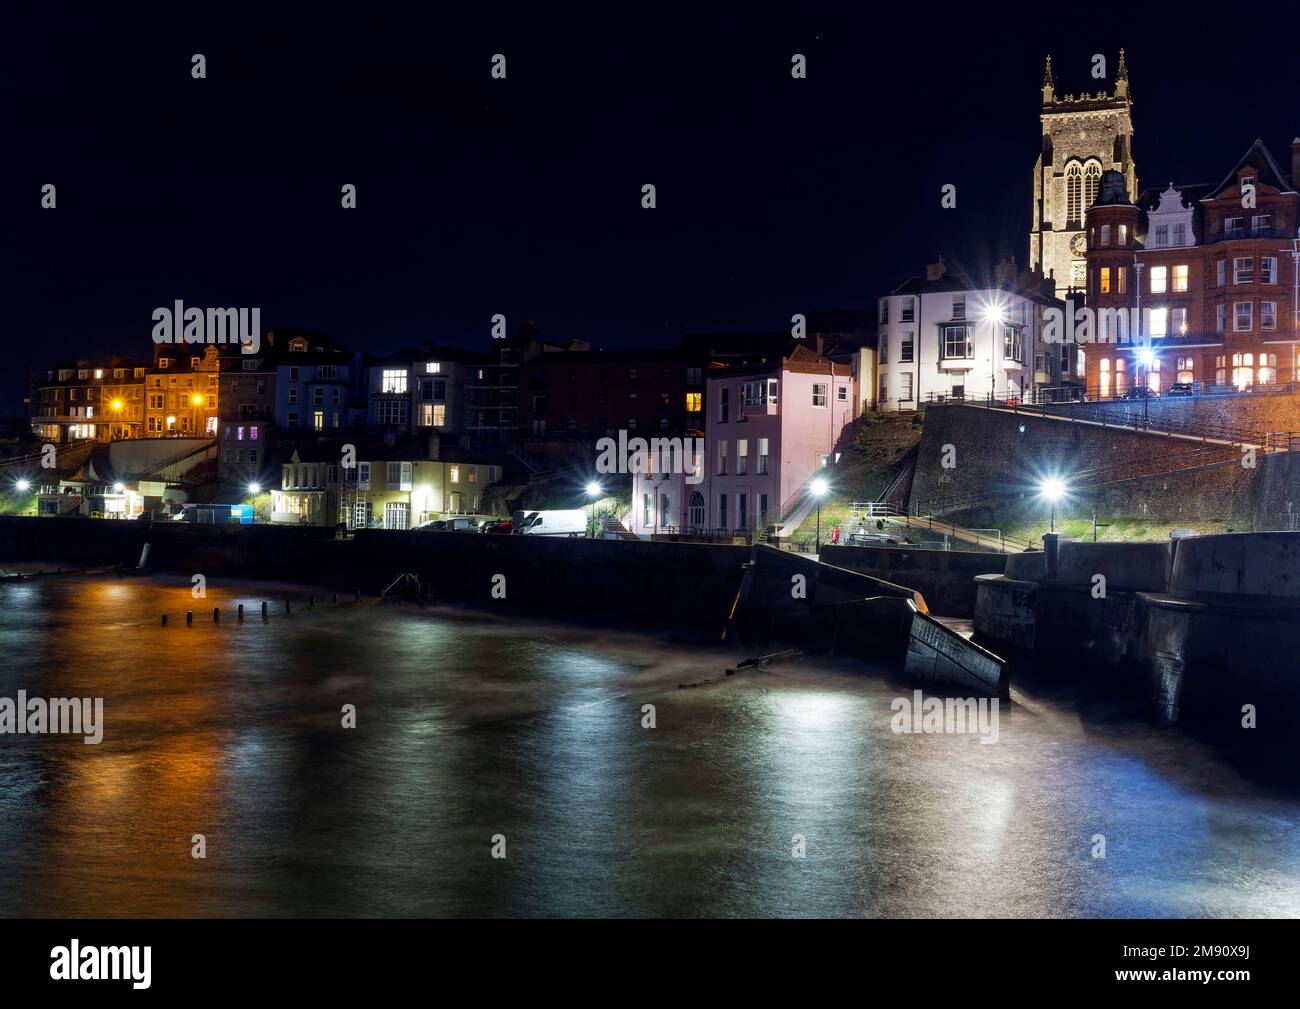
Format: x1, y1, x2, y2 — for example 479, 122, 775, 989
874, 258, 1072, 410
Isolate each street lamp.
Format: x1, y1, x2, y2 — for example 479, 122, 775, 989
1137, 347, 1156, 426
1039, 476, 1066, 533
983, 302, 1006, 404
113, 482, 125, 493
585, 481, 602, 537
15, 479, 30, 493
811, 476, 830, 552
248, 482, 261, 495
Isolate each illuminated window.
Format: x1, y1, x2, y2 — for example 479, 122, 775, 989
685, 392, 702, 413
1148, 308, 1168, 337
1099, 267, 1111, 294
1150, 266, 1167, 294
381, 369, 408, 394
1172, 265, 1188, 292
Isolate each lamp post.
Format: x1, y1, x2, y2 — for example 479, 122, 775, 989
1137, 347, 1155, 427
811, 476, 829, 553
585, 481, 602, 538
1040, 476, 1066, 533
983, 302, 1006, 405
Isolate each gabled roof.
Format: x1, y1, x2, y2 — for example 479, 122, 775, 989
1201, 138, 1297, 200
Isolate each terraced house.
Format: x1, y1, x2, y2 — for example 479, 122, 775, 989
1083, 138, 1300, 394
31, 358, 150, 443
274, 434, 502, 529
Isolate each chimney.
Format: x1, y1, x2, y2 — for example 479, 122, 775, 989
926, 256, 947, 281
1292, 137, 1300, 191
995, 256, 1017, 288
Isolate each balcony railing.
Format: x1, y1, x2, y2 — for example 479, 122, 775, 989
1206, 227, 1297, 244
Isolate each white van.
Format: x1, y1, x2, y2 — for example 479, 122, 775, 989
512, 509, 588, 537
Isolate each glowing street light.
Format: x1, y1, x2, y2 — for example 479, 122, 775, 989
248, 482, 261, 495
15, 479, 30, 493
191, 394, 204, 406
113, 482, 125, 493
111, 399, 123, 411
982, 301, 1008, 402
811, 476, 830, 553
1039, 476, 1067, 533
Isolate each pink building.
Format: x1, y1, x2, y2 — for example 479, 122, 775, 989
630, 344, 855, 537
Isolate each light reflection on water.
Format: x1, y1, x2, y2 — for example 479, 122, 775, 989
0, 572, 1298, 918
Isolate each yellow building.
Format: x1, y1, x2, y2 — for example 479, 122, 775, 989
146, 346, 221, 437
272, 438, 502, 529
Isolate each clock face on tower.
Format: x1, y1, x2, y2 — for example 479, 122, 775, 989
1070, 233, 1088, 257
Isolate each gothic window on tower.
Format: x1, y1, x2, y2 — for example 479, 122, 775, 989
1066, 163, 1082, 223
1083, 162, 1102, 216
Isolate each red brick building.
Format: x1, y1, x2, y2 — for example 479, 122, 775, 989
1083, 138, 1299, 396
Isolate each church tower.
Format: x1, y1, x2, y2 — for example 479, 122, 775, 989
1029, 50, 1138, 296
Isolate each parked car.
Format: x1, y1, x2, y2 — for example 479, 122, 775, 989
482, 520, 513, 534
1166, 382, 1203, 398
1123, 386, 1159, 400
414, 516, 477, 532
512, 509, 588, 537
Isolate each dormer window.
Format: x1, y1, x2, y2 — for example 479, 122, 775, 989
951, 297, 966, 320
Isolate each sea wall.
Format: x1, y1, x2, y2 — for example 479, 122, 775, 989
819, 544, 1006, 616
912, 403, 1300, 530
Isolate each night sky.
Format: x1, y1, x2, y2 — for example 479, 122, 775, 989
4, 3, 1297, 413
